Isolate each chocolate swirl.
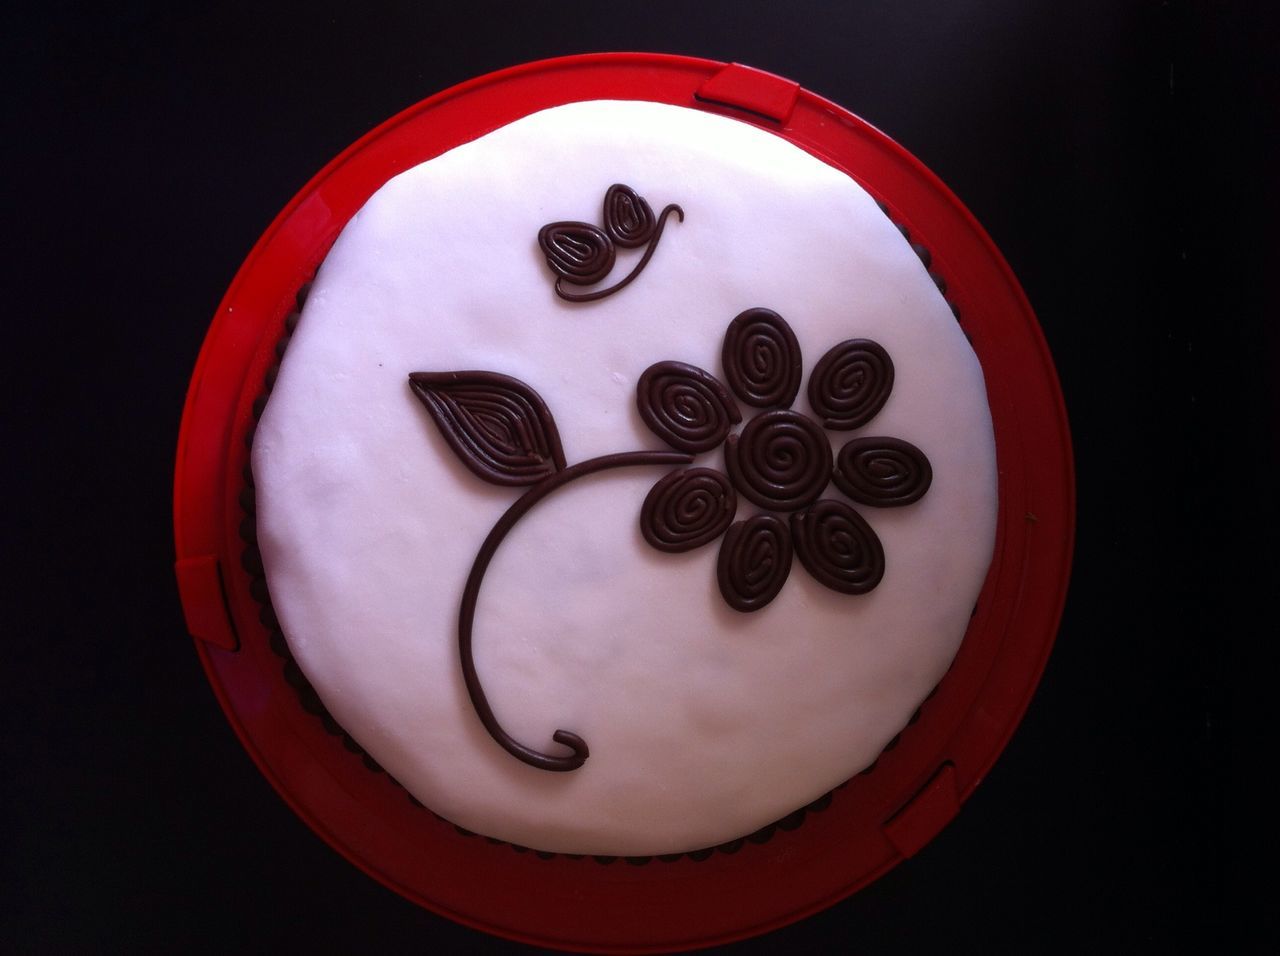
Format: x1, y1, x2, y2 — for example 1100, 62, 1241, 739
717, 514, 793, 612
640, 467, 737, 553
724, 409, 831, 511
637, 361, 741, 453
791, 499, 885, 595
721, 308, 803, 408
603, 184, 656, 248
537, 221, 616, 286
833, 437, 932, 507
806, 339, 894, 431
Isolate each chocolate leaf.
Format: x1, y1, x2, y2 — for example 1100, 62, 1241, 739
602, 184, 656, 248
537, 221, 615, 286
408, 371, 567, 486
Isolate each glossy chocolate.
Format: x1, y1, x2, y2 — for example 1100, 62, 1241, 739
408, 371, 567, 486
537, 221, 615, 285
459, 449, 692, 772
636, 360, 741, 453
723, 409, 831, 511
790, 499, 885, 595
721, 308, 802, 408
806, 339, 894, 431
539, 184, 683, 303
602, 183, 656, 247
717, 514, 793, 612
640, 467, 737, 553
833, 436, 933, 507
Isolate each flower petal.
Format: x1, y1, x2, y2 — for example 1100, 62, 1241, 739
717, 514, 792, 612
636, 361, 741, 453
833, 437, 932, 507
640, 467, 736, 553
807, 339, 894, 431
721, 307, 802, 408
791, 499, 885, 595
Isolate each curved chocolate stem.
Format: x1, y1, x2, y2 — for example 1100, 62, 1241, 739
555, 204, 684, 303
460, 449, 694, 771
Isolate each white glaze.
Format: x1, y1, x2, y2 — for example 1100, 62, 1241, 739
252, 101, 997, 855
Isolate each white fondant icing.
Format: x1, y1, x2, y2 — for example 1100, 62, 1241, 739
253, 100, 997, 855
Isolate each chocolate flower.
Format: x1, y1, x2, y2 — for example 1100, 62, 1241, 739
637, 308, 933, 612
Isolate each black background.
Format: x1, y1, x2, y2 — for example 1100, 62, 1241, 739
5, 1, 1266, 951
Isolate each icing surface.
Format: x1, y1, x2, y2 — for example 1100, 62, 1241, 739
252, 100, 998, 855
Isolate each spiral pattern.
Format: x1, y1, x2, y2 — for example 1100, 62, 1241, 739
724, 409, 832, 511
721, 308, 803, 408
833, 437, 932, 507
791, 499, 885, 595
537, 221, 615, 286
717, 514, 793, 612
640, 467, 737, 553
806, 339, 894, 431
636, 361, 741, 453
602, 184, 656, 248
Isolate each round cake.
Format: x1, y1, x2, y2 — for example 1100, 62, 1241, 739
250, 99, 998, 857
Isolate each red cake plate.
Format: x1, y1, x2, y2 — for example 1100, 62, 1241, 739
174, 53, 1073, 953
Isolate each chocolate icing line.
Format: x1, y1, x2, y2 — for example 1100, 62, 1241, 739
459, 449, 693, 772
555, 203, 683, 303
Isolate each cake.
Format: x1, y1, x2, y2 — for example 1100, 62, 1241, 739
249, 100, 998, 857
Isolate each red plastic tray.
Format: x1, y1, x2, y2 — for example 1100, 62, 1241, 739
173, 53, 1073, 952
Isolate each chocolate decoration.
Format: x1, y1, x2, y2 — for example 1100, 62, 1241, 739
408, 371, 566, 486
790, 499, 885, 595
721, 308, 802, 408
460, 450, 693, 772
553, 203, 684, 303
637, 361, 741, 453
833, 436, 933, 507
723, 409, 831, 512
717, 514, 793, 612
807, 339, 894, 431
640, 467, 737, 553
602, 184, 655, 248
537, 221, 615, 286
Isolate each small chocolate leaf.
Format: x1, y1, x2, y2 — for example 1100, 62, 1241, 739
408, 371, 566, 486
602, 184, 656, 248
537, 221, 615, 286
